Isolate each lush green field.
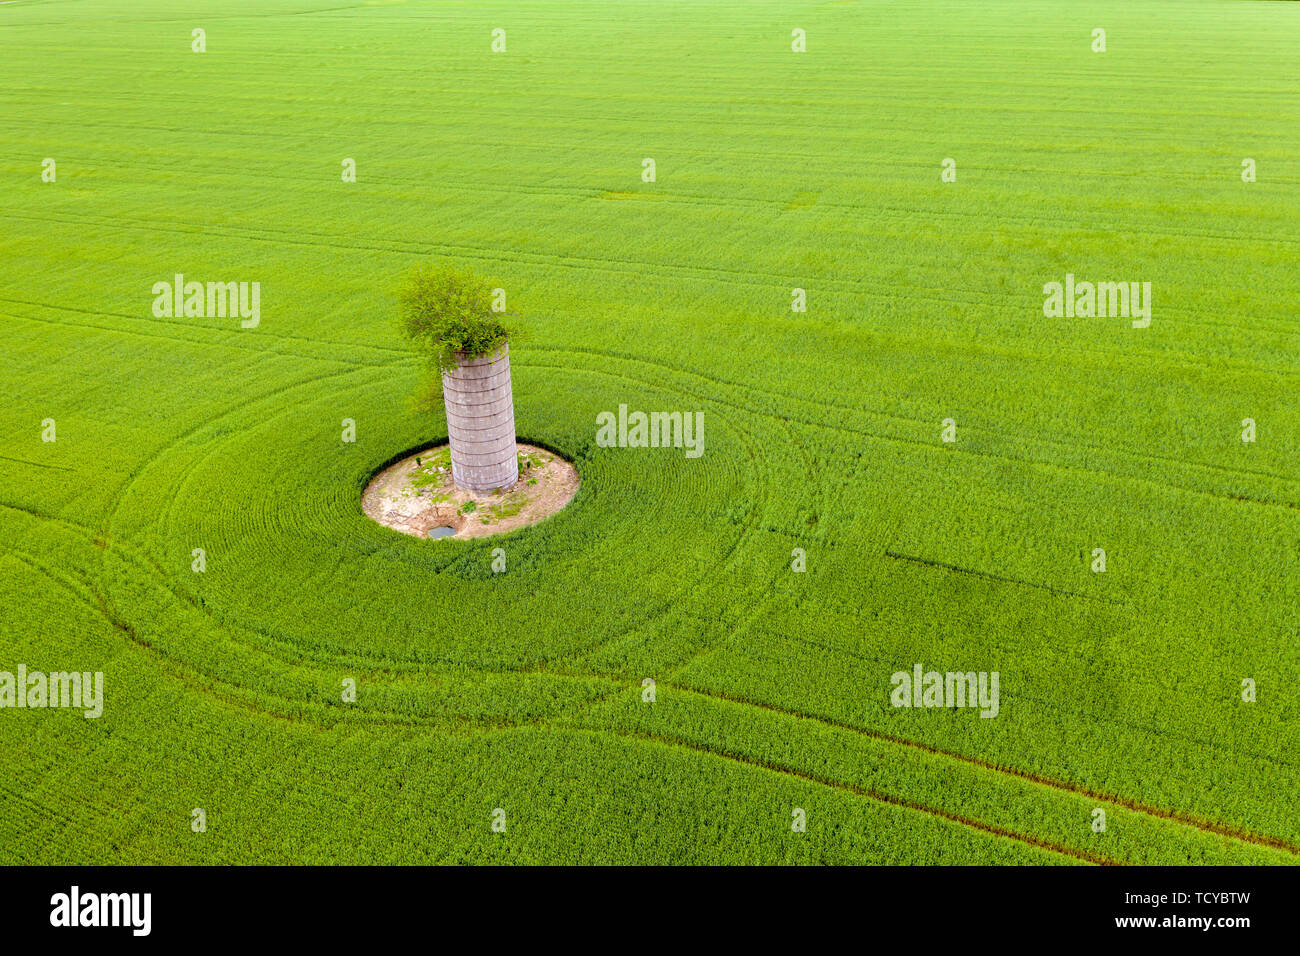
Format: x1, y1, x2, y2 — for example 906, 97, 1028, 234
1, 0, 1297, 864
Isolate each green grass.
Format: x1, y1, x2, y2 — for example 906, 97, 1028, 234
487, 496, 527, 521
408, 446, 451, 487
0, 0, 1297, 864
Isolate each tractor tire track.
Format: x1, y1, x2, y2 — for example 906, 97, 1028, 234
666, 682, 1300, 857
580, 726, 1107, 865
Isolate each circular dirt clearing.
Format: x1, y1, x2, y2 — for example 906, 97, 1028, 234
362, 443, 578, 539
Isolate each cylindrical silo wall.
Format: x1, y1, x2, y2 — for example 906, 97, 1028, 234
442, 344, 518, 493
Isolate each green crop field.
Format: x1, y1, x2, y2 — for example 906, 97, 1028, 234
1, 0, 1297, 865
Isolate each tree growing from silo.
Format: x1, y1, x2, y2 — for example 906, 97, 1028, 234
399, 264, 518, 493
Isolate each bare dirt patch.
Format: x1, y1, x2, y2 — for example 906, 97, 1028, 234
362, 443, 578, 540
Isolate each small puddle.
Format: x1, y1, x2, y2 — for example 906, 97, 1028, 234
426, 526, 457, 540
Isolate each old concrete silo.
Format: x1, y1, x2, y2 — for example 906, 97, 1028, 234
441, 343, 518, 493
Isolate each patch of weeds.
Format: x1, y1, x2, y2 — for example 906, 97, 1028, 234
459, 501, 477, 515
410, 448, 452, 488
517, 450, 551, 474
488, 495, 527, 520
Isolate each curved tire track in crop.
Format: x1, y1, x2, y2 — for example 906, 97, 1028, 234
531, 344, 1300, 504
580, 727, 1105, 865
660, 682, 1300, 858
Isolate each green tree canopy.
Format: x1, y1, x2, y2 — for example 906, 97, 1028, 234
398, 263, 510, 376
